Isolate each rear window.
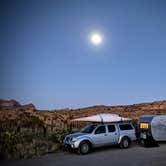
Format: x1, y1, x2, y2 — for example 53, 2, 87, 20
119, 124, 133, 130
140, 123, 149, 129
108, 125, 116, 132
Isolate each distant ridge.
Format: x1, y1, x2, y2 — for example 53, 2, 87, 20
0, 99, 166, 121
66, 100, 166, 120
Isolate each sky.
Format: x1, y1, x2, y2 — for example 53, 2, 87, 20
0, 0, 166, 110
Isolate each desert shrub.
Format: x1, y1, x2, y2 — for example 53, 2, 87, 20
0, 114, 76, 159
0, 131, 23, 159
0, 131, 60, 160
49, 128, 74, 145
17, 113, 44, 128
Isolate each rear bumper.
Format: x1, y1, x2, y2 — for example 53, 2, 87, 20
140, 133, 147, 139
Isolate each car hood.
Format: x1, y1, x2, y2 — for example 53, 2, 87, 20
67, 132, 89, 138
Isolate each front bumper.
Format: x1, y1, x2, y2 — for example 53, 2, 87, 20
63, 140, 80, 149
64, 143, 77, 149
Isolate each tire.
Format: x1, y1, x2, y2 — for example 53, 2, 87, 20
78, 141, 91, 155
120, 137, 130, 149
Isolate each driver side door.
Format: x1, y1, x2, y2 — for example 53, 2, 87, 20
92, 125, 108, 147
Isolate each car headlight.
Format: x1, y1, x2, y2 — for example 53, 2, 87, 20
71, 137, 78, 142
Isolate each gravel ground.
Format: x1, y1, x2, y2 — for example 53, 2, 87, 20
1, 143, 166, 166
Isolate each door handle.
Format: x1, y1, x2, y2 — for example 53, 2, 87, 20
105, 134, 107, 136
115, 133, 117, 135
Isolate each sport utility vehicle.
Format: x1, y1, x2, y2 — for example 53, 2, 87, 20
64, 123, 136, 154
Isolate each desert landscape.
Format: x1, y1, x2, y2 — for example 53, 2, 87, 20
0, 99, 166, 159
1, 1, 166, 165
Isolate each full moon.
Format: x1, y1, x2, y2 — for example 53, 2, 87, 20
90, 33, 102, 45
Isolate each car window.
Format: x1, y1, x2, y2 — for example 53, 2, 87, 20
95, 126, 106, 134
81, 125, 97, 133
108, 125, 116, 132
119, 124, 133, 130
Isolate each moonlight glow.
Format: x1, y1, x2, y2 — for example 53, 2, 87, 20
90, 33, 103, 45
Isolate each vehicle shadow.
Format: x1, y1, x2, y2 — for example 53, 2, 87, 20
63, 141, 166, 155
92, 145, 120, 154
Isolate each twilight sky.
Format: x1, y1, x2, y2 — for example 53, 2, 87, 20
1, 0, 166, 110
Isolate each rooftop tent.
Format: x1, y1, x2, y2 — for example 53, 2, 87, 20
71, 114, 131, 123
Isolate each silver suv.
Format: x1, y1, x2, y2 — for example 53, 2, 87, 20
64, 123, 136, 154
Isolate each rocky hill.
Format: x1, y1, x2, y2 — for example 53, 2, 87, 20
1, 99, 166, 127
69, 100, 166, 120
0, 100, 70, 160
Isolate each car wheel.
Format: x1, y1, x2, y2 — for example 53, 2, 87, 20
120, 137, 130, 149
78, 141, 91, 154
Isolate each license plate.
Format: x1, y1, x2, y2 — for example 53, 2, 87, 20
140, 133, 147, 139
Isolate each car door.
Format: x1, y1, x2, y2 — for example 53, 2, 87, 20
92, 125, 108, 146
119, 123, 136, 140
105, 124, 119, 144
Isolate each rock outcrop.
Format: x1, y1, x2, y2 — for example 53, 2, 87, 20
0, 99, 20, 109
0, 99, 36, 112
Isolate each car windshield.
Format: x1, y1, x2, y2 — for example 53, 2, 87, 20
81, 124, 97, 133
